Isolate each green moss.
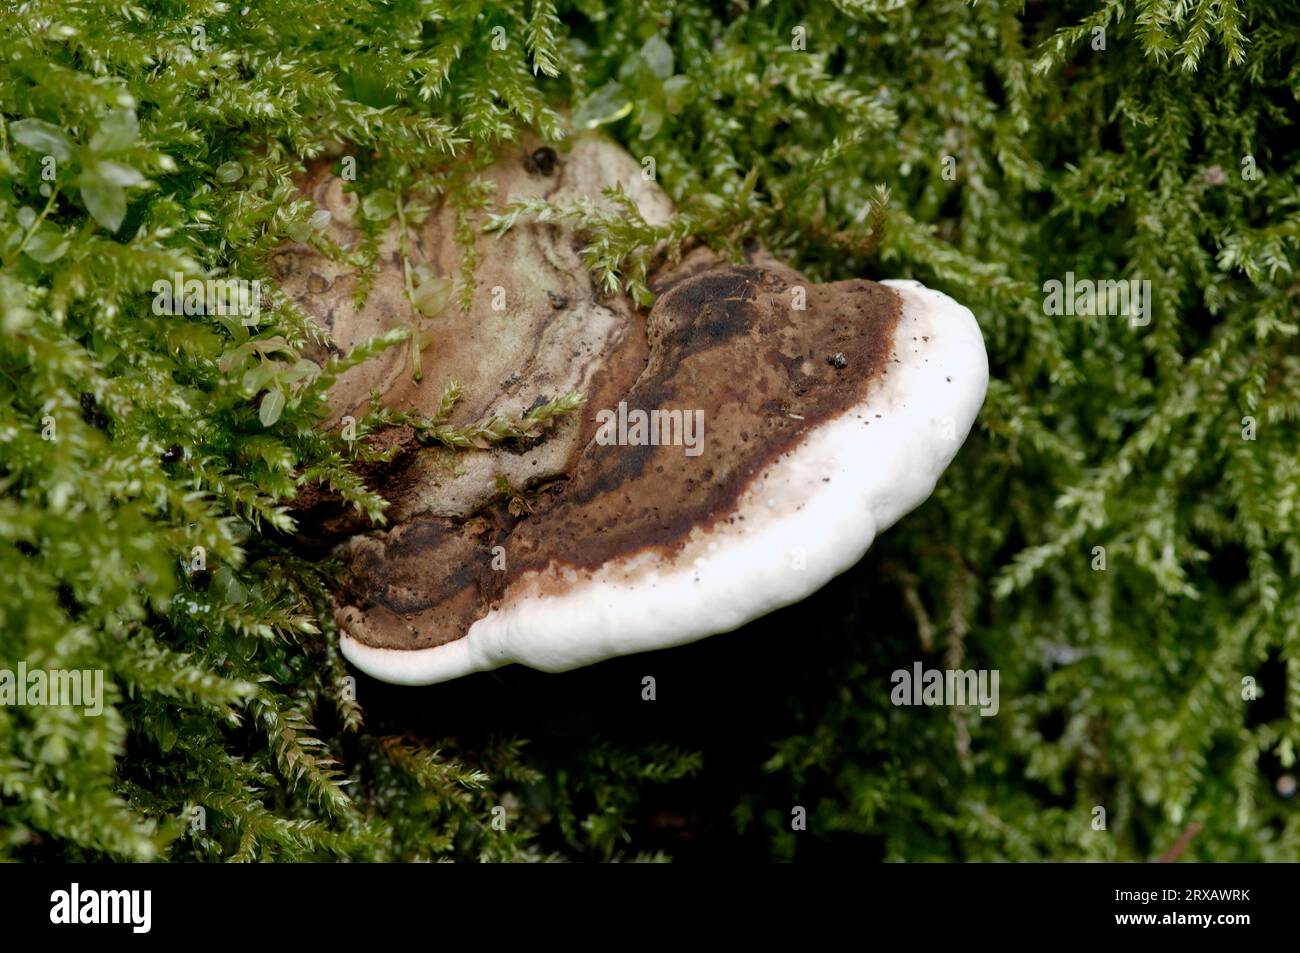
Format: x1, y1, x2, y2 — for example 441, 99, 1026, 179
2, 0, 1298, 861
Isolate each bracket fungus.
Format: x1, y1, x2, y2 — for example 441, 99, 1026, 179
285, 136, 988, 685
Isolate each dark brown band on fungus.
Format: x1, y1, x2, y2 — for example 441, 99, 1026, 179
334, 263, 901, 651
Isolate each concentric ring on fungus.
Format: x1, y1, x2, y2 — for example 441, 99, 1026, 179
281, 135, 988, 686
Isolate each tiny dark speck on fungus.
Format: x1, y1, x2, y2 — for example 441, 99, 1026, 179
524, 146, 558, 176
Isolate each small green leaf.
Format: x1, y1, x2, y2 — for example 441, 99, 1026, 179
91, 328, 121, 365
10, 118, 74, 161
641, 36, 674, 79
280, 358, 321, 385
79, 172, 127, 231
573, 82, 633, 130
639, 105, 665, 139
215, 161, 244, 184
212, 565, 247, 604
155, 718, 178, 754
88, 109, 140, 154
663, 75, 691, 112
2, 225, 23, 256
95, 160, 145, 187
218, 341, 255, 374
243, 362, 278, 395
24, 223, 70, 263
362, 189, 397, 221
259, 388, 286, 427
412, 276, 456, 316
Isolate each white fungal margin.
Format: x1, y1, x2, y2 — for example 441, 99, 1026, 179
340, 280, 988, 685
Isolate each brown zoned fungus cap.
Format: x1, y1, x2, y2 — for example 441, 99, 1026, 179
287, 136, 988, 685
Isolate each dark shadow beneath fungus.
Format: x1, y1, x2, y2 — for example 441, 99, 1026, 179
334, 554, 916, 862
